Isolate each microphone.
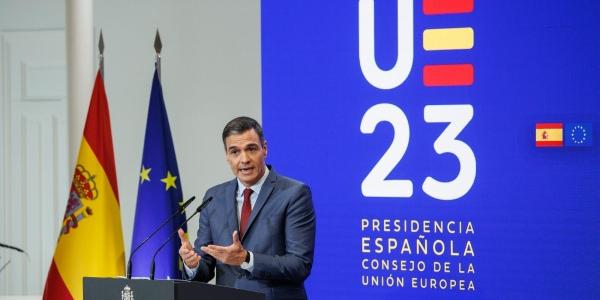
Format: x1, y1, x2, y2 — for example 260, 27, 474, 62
149, 196, 213, 280
127, 195, 196, 279
0, 243, 26, 254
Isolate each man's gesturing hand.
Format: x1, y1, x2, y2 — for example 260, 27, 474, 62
178, 228, 200, 268
201, 231, 247, 266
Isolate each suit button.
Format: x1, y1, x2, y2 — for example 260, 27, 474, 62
237, 273, 242, 279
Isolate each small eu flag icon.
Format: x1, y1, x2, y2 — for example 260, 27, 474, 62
564, 123, 593, 147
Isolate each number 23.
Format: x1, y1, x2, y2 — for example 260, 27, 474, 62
360, 103, 476, 200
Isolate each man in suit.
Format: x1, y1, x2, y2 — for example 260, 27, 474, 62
178, 116, 316, 300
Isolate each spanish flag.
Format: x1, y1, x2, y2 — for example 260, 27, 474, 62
535, 123, 563, 147
43, 71, 125, 300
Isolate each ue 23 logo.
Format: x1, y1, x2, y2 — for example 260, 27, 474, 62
358, 0, 476, 201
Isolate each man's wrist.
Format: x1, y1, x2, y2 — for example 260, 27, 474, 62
184, 261, 199, 278
240, 250, 254, 271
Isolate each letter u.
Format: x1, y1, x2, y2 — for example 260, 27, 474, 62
358, 0, 413, 89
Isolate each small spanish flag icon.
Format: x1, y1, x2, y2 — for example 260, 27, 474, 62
535, 123, 563, 147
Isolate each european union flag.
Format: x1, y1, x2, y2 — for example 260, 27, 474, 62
564, 123, 593, 147
130, 69, 186, 279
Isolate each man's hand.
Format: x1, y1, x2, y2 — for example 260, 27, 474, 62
178, 228, 200, 268
201, 231, 247, 266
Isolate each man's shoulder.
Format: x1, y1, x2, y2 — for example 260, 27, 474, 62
273, 172, 306, 188
271, 170, 311, 196
202, 169, 310, 195
205, 178, 236, 195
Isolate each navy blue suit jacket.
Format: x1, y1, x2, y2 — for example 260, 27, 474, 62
190, 168, 316, 300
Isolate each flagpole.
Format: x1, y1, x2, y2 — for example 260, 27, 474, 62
99, 29, 105, 78
154, 29, 162, 81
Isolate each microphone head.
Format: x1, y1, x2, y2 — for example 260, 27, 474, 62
180, 196, 196, 210
196, 196, 214, 213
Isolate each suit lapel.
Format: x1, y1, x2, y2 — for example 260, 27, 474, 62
242, 170, 277, 242
223, 178, 238, 237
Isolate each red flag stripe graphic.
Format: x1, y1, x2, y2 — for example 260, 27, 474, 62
536, 141, 563, 147
82, 72, 120, 202
423, 64, 474, 87
423, 0, 474, 15
536, 123, 563, 129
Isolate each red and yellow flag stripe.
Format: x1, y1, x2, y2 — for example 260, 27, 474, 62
43, 71, 125, 300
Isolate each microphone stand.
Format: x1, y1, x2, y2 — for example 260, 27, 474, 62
149, 197, 213, 280
0, 258, 10, 274
127, 196, 196, 279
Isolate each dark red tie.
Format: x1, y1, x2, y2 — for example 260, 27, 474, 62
239, 188, 253, 239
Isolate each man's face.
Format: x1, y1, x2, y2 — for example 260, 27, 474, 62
225, 129, 267, 187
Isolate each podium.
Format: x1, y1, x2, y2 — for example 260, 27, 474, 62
83, 277, 265, 300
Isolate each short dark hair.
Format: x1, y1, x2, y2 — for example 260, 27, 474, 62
222, 116, 265, 147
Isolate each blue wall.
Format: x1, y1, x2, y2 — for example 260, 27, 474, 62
262, 1, 600, 298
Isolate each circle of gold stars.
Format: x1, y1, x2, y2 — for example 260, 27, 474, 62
570, 125, 587, 144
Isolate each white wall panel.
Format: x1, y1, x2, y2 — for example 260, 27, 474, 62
0, 30, 67, 296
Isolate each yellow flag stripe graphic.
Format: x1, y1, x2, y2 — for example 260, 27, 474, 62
423, 27, 474, 51
536, 128, 563, 142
